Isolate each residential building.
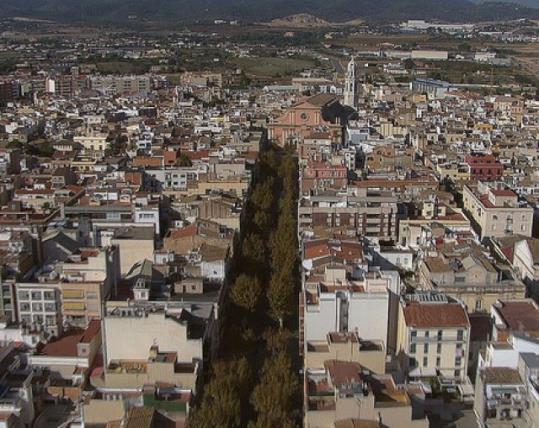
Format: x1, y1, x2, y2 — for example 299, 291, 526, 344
396, 293, 470, 380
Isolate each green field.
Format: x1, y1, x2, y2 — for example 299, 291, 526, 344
94, 60, 153, 75
229, 56, 315, 78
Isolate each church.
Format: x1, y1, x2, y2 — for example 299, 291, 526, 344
268, 93, 349, 147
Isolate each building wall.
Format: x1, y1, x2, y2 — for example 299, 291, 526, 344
305, 345, 385, 374
304, 290, 388, 345
104, 312, 202, 365
348, 293, 389, 345
462, 185, 533, 239
304, 293, 339, 342
111, 238, 154, 275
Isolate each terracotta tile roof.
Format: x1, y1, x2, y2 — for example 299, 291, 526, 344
495, 300, 539, 333
491, 189, 516, 197
167, 224, 197, 239
81, 319, 101, 343
184, 150, 210, 160
40, 322, 101, 357
304, 240, 330, 259
324, 360, 363, 387
40, 330, 84, 357
403, 302, 469, 328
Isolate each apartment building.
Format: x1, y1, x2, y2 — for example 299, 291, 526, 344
90, 75, 151, 96
98, 308, 202, 395
298, 190, 401, 241
29, 320, 101, 401
0, 343, 35, 426
303, 266, 389, 346
305, 360, 428, 428
73, 134, 109, 152
474, 367, 527, 427
305, 332, 386, 374
418, 242, 526, 312
106, 226, 155, 275
396, 293, 470, 380
398, 203, 471, 248
15, 284, 62, 338
103, 308, 203, 366
62, 195, 161, 239
465, 154, 503, 181
301, 161, 348, 195
493, 235, 539, 299
462, 182, 534, 239
518, 352, 539, 428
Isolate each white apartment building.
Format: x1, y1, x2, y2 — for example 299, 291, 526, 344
397, 293, 471, 380
303, 266, 389, 346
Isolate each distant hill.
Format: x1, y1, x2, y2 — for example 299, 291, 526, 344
473, 0, 539, 8
264, 14, 332, 28
1, 0, 538, 24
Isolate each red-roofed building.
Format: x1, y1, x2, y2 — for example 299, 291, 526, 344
397, 294, 470, 380
30, 320, 102, 401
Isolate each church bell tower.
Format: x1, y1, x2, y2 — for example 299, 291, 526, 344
344, 56, 356, 109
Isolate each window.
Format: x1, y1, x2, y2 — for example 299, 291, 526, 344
437, 330, 443, 341
43, 291, 55, 301
437, 343, 442, 354
411, 330, 417, 339
409, 357, 417, 368
32, 303, 43, 312
436, 357, 441, 367
475, 299, 482, 311
424, 331, 429, 339
455, 357, 462, 367
410, 343, 416, 354
44, 303, 56, 312
19, 302, 30, 312
424, 343, 429, 353
457, 330, 464, 341
18, 291, 29, 301
423, 357, 428, 367
31, 291, 42, 300
454, 370, 461, 378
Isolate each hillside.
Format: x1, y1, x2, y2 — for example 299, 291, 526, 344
1, 0, 538, 23
264, 14, 332, 28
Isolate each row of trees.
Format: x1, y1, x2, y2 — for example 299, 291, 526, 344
190, 144, 300, 427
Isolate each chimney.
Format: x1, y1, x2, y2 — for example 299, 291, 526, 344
149, 345, 158, 361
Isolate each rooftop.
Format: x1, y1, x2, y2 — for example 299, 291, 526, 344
403, 301, 469, 328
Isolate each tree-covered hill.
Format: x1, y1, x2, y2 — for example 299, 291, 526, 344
1, 0, 538, 23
